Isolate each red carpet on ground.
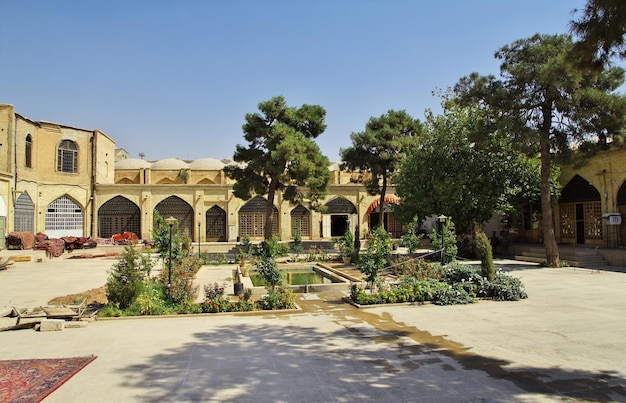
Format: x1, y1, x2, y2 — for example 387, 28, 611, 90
0, 356, 96, 402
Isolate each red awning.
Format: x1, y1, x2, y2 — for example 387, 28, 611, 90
366, 195, 399, 215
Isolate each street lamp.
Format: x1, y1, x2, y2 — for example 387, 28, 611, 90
165, 216, 177, 300
437, 214, 447, 265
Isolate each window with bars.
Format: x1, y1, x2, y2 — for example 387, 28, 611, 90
584, 201, 603, 240
25, 134, 32, 168
57, 140, 78, 173
559, 203, 576, 242
14, 193, 34, 232
45, 196, 83, 232
291, 205, 310, 238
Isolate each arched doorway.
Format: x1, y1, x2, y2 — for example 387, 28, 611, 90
558, 174, 602, 245
155, 196, 194, 237
238, 196, 278, 240
323, 197, 357, 238
14, 192, 34, 233
366, 196, 402, 238
291, 204, 311, 238
206, 205, 227, 242
98, 196, 140, 238
45, 195, 84, 238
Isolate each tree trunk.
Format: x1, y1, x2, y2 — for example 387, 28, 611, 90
379, 172, 388, 231
540, 104, 560, 267
264, 181, 278, 240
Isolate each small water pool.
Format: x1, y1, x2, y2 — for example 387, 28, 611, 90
249, 265, 343, 286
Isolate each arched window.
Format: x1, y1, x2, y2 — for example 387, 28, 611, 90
25, 134, 32, 168
57, 140, 78, 173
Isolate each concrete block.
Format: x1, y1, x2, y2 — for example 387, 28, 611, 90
39, 319, 65, 332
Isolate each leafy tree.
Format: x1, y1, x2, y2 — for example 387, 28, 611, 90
224, 96, 331, 240
152, 210, 189, 264
340, 110, 422, 230
357, 226, 392, 292
570, 0, 626, 64
256, 257, 283, 293
454, 34, 626, 266
394, 103, 546, 235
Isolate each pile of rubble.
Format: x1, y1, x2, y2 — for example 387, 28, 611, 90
0, 303, 99, 332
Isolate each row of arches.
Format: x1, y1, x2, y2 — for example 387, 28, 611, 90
12, 193, 402, 241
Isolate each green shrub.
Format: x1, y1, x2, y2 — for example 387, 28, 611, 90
105, 245, 154, 309
159, 254, 201, 304
483, 271, 528, 301
475, 231, 495, 280
434, 283, 474, 305
257, 287, 295, 310
256, 257, 283, 292
400, 216, 424, 254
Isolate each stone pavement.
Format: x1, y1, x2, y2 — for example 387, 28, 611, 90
0, 249, 626, 402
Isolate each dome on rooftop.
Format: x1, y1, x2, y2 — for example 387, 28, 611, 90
189, 158, 225, 170
151, 158, 190, 170
115, 158, 151, 169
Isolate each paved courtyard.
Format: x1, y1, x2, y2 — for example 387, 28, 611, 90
0, 249, 625, 402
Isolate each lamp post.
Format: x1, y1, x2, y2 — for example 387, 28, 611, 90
198, 221, 201, 256
165, 216, 177, 300
437, 214, 447, 265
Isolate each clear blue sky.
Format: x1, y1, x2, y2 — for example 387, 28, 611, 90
1, 0, 607, 162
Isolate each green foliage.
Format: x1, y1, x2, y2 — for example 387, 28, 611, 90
224, 96, 331, 239
255, 257, 283, 292
256, 287, 296, 310
258, 234, 289, 258
105, 245, 154, 309
152, 210, 191, 265
351, 261, 527, 306
453, 33, 626, 265
394, 100, 549, 235
357, 226, 392, 291
400, 216, 424, 253
474, 231, 495, 280
341, 110, 422, 230
199, 252, 228, 265
159, 255, 201, 304
290, 228, 304, 258
570, 0, 626, 64
333, 230, 355, 260
133, 281, 168, 315
429, 220, 457, 264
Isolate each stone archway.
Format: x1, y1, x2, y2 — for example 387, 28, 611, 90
323, 197, 357, 238
206, 205, 227, 242
45, 195, 84, 238
238, 196, 278, 240
558, 174, 602, 245
98, 196, 141, 238
155, 196, 194, 237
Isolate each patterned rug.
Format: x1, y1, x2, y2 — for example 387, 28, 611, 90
0, 356, 97, 403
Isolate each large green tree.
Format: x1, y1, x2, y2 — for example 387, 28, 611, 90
224, 96, 331, 240
394, 103, 549, 235
570, 0, 626, 64
454, 34, 626, 266
340, 110, 422, 230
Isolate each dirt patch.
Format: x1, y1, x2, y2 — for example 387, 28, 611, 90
48, 286, 108, 306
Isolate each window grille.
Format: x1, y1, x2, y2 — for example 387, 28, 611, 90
206, 205, 226, 241
155, 196, 193, 237
45, 196, 83, 234
290, 205, 310, 238
57, 140, 78, 173
14, 193, 34, 232
238, 196, 278, 239
98, 196, 141, 238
